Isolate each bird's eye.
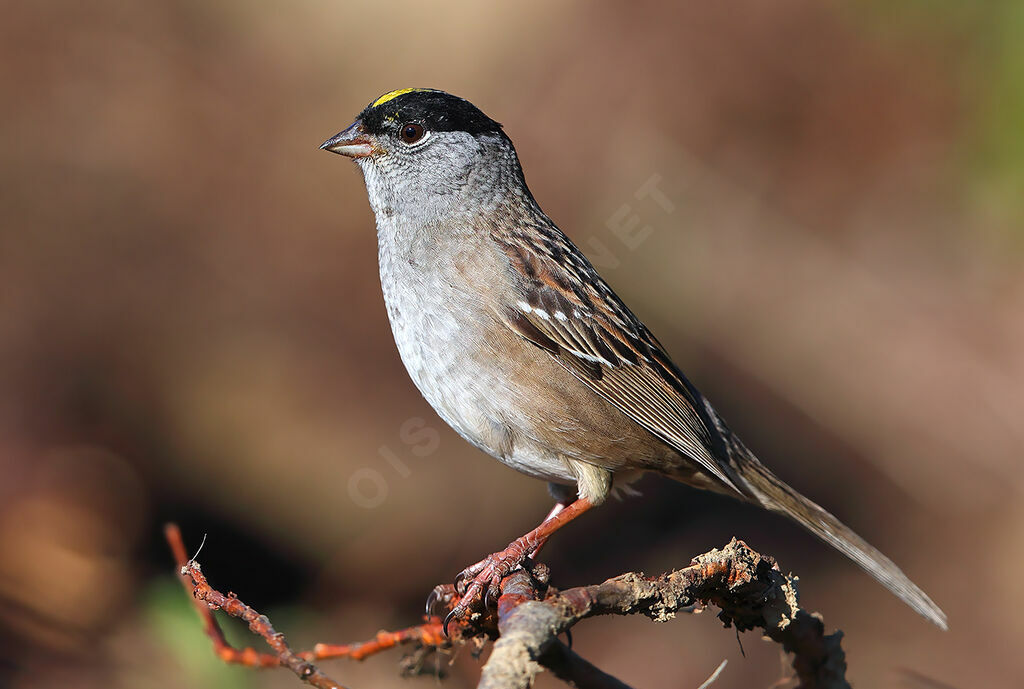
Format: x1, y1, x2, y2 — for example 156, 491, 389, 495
400, 123, 425, 144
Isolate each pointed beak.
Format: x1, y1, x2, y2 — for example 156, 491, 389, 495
320, 122, 377, 158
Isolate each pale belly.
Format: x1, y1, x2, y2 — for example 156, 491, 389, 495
378, 240, 578, 485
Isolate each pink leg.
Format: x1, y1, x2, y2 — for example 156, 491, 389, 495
526, 500, 568, 559
445, 497, 593, 633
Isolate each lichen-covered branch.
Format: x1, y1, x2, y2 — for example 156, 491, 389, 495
480, 538, 848, 689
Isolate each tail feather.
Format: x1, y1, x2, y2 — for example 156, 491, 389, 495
736, 461, 948, 630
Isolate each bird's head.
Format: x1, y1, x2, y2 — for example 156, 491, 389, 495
321, 89, 527, 220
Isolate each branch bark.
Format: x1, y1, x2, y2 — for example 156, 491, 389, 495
479, 538, 848, 689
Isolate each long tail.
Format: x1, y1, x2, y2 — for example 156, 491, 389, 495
733, 460, 947, 630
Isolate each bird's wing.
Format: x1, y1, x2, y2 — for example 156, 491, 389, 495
493, 230, 740, 493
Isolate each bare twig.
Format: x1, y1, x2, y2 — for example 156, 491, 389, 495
164, 524, 450, 687
166, 524, 281, 667
696, 659, 728, 689
538, 641, 637, 689
310, 622, 447, 662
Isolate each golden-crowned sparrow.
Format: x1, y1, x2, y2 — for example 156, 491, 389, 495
321, 88, 947, 631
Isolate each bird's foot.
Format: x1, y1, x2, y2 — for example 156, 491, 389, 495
438, 497, 593, 635
443, 535, 535, 634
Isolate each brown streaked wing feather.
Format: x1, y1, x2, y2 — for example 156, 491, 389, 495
498, 271, 740, 494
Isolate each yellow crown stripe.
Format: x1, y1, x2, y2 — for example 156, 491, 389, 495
372, 88, 430, 108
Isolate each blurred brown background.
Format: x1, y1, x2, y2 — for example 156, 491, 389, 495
2, 1, 1022, 687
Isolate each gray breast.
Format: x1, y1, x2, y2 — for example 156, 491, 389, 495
375, 216, 577, 484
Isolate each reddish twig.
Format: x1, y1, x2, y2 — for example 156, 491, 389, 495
165, 524, 279, 666
164, 524, 451, 686
312, 623, 447, 661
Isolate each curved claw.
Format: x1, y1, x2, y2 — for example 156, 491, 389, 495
444, 580, 484, 637
453, 568, 471, 595
483, 579, 501, 609
442, 608, 460, 637
425, 587, 440, 617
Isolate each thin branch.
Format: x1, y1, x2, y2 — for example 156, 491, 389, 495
696, 660, 728, 689
312, 623, 447, 662
538, 641, 637, 689
164, 524, 450, 686
166, 524, 276, 666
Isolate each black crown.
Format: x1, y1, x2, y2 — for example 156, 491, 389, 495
359, 89, 503, 137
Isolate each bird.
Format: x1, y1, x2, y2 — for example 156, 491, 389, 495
320, 88, 947, 632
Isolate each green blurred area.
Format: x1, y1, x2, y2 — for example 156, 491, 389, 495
968, 2, 1024, 233
144, 579, 252, 689
855, 0, 1024, 237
